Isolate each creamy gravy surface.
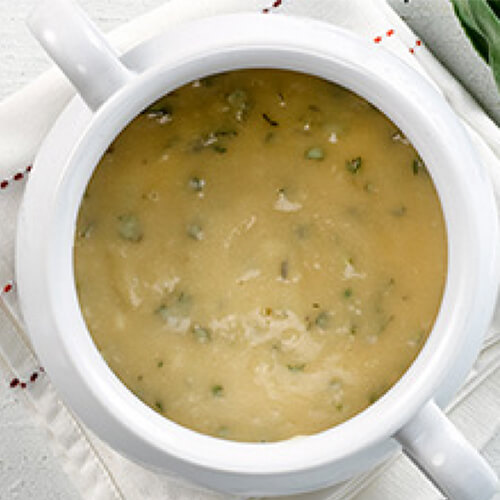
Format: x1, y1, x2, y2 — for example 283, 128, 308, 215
75, 69, 446, 442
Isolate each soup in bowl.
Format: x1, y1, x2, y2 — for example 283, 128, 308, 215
74, 69, 447, 443
18, 3, 499, 499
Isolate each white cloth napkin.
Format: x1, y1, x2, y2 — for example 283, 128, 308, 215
1, 1, 500, 499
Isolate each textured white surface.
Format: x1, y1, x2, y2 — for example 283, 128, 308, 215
0, 1, 499, 500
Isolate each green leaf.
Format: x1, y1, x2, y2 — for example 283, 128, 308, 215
451, 0, 500, 91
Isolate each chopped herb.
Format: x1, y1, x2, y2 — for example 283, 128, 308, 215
262, 113, 279, 127
287, 363, 306, 373
312, 302, 320, 309
157, 361, 164, 368
105, 144, 115, 155
315, 311, 331, 329
188, 176, 205, 192
227, 89, 248, 108
392, 131, 410, 145
187, 223, 203, 240
214, 128, 238, 138
344, 288, 353, 298
142, 97, 173, 118
305, 147, 325, 160
154, 400, 164, 412
137, 375, 143, 382
212, 144, 227, 154
280, 260, 289, 280
193, 325, 211, 343
363, 182, 375, 193
78, 222, 94, 239
155, 304, 170, 321
346, 157, 362, 173
263, 307, 273, 316
391, 205, 407, 217
212, 384, 224, 397
329, 378, 343, 390
155, 292, 191, 321
117, 214, 143, 242
412, 157, 426, 175
335, 403, 344, 411
199, 76, 215, 87
227, 89, 250, 121
350, 324, 358, 335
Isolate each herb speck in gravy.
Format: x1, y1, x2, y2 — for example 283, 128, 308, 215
187, 223, 204, 240
117, 214, 143, 242
305, 146, 325, 160
346, 156, 362, 173
188, 177, 205, 192
212, 385, 224, 397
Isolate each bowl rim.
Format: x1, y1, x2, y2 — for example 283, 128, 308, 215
16, 13, 500, 478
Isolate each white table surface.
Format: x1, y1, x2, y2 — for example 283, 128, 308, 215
0, 1, 498, 499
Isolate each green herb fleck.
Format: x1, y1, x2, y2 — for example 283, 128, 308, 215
188, 176, 205, 192
287, 363, 306, 373
212, 144, 227, 154
391, 205, 407, 217
187, 223, 203, 240
117, 214, 143, 242
212, 384, 224, 397
214, 128, 238, 138
193, 325, 211, 343
78, 222, 94, 239
346, 157, 362, 173
157, 361, 164, 368
227, 89, 250, 121
315, 311, 331, 329
305, 147, 325, 160
143, 97, 173, 119
155, 304, 170, 321
154, 400, 164, 412
227, 89, 248, 108
199, 76, 215, 87
412, 157, 426, 175
280, 260, 289, 280
262, 113, 279, 127
344, 288, 353, 298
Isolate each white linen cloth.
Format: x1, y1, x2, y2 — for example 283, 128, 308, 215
0, 1, 499, 499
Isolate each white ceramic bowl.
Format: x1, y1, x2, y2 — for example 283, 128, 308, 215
17, 1, 500, 498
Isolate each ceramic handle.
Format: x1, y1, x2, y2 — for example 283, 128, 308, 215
27, 0, 133, 111
395, 400, 499, 500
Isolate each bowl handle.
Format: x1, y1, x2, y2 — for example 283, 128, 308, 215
395, 400, 499, 499
27, 0, 133, 111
